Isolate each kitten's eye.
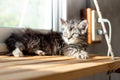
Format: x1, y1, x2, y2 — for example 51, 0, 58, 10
62, 30, 68, 37
63, 31, 67, 35
69, 27, 73, 31
69, 28, 72, 31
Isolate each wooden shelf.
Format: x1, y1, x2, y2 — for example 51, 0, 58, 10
0, 55, 120, 80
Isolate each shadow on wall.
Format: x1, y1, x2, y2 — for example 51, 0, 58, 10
67, 0, 87, 20
88, 0, 120, 57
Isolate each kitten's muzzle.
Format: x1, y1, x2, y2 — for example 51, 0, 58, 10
73, 34, 79, 38
68, 33, 80, 40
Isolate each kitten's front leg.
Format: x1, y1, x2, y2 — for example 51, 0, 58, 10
35, 50, 46, 56
12, 48, 24, 57
63, 48, 88, 59
72, 49, 88, 59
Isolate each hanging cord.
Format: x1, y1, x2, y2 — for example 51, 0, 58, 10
93, 0, 114, 60
98, 18, 112, 57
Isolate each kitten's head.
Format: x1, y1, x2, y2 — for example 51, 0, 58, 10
61, 18, 88, 45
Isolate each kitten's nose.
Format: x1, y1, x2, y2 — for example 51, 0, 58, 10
73, 28, 80, 34
73, 34, 79, 38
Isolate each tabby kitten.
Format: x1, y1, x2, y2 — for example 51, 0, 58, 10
61, 19, 88, 59
5, 29, 65, 57
4, 19, 88, 59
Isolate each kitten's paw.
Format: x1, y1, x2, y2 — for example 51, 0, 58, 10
12, 48, 24, 57
79, 50, 88, 59
73, 50, 88, 59
35, 50, 46, 56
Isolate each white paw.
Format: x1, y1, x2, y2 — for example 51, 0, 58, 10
12, 48, 24, 57
35, 50, 45, 56
79, 50, 88, 59
72, 50, 88, 59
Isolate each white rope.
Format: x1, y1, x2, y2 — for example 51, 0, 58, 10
93, 0, 114, 60
98, 18, 112, 56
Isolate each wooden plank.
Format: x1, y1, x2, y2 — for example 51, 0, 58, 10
0, 56, 74, 68
0, 55, 110, 68
0, 55, 11, 58
0, 56, 60, 62
0, 56, 111, 75
0, 56, 119, 80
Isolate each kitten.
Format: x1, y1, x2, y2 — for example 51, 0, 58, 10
4, 19, 88, 59
61, 19, 88, 59
5, 29, 65, 57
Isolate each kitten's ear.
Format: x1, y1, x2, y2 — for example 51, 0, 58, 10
61, 18, 67, 25
79, 20, 88, 28
79, 20, 88, 34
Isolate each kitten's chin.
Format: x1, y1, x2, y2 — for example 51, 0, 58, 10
62, 37, 80, 45
69, 38, 82, 44
68, 41, 80, 45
